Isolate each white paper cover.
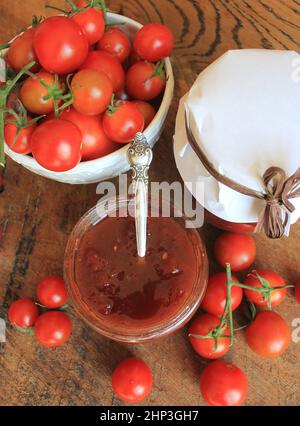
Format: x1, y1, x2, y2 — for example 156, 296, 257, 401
174, 49, 300, 225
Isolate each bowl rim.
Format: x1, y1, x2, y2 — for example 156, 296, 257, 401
4, 12, 174, 177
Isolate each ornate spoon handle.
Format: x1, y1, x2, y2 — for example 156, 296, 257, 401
127, 133, 153, 258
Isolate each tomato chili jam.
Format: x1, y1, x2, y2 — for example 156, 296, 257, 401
64, 197, 208, 343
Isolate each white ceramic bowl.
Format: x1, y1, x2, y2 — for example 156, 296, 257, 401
4, 12, 174, 184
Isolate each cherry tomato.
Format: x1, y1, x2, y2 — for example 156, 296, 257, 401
129, 49, 142, 66
7, 28, 39, 72
295, 281, 300, 304
71, 69, 113, 116
8, 298, 39, 329
134, 23, 174, 62
59, 107, 118, 161
34, 311, 72, 348
201, 273, 242, 318
4, 115, 37, 154
132, 101, 156, 128
214, 232, 256, 272
31, 119, 82, 172
97, 28, 131, 63
245, 311, 291, 359
189, 313, 230, 359
20, 70, 62, 115
112, 358, 152, 403
115, 87, 131, 102
200, 360, 248, 406
33, 16, 88, 74
103, 101, 144, 143
244, 269, 287, 307
37, 275, 68, 309
126, 62, 166, 101
72, 1, 105, 45
80, 51, 125, 92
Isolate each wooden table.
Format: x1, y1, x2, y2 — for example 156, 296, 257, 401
0, 0, 299, 407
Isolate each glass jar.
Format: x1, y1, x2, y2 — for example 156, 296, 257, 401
64, 196, 208, 343
205, 210, 256, 234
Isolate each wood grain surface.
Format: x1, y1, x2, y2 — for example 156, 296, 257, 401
0, 0, 300, 406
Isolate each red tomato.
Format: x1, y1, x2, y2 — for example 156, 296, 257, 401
7, 28, 39, 72
80, 51, 125, 92
4, 116, 37, 154
37, 275, 68, 309
20, 70, 62, 115
126, 62, 166, 101
71, 69, 113, 116
134, 23, 174, 62
112, 358, 152, 403
295, 281, 300, 304
189, 313, 230, 359
72, 3, 105, 45
245, 311, 291, 359
214, 232, 256, 272
200, 361, 248, 406
33, 16, 88, 74
243, 269, 287, 307
59, 107, 118, 161
31, 119, 82, 172
132, 101, 156, 128
201, 273, 242, 318
103, 101, 144, 143
97, 28, 131, 63
129, 49, 142, 66
34, 311, 72, 348
115, 87, 131, 102
8, 298, 39, 329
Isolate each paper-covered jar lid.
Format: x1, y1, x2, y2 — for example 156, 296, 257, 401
174, 49, 300, 238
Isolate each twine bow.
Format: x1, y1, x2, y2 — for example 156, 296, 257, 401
255, 167, 300, 238
184, 111, 300, 239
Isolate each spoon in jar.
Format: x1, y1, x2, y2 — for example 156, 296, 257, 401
127, 133, 153, 258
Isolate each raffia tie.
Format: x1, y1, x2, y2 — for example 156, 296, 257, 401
184, 111, 300, 239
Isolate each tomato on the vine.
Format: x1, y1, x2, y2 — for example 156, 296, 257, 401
244, 269, 287, 307
59, 107, 118, 161
134, 23, 174, 62
245, 311, 291, 359
34, 16, 88, 74
80, 51, 125, 92
71, 69, 113, 116
201, 272, 242, 318
31, 119, 82, 172
20, 70, 62, 115
37, 275, 68, 309
7, 28, 39, 72
214, 232, 256, 272
72, 1, 105, 45
8, 298, 39, 329
98, 28, 131, 63
112, 358, 153, 403
200, 360, 248, 406
103, 101, 144, 143
34, 311, 72, 348
126, 62, 166, 101
189, 313, 230, 359
295, 281, 300, 304
132, 101, 156, 128
4, 116, 37, 154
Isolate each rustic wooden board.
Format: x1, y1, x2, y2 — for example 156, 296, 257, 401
0, 0, 299, 406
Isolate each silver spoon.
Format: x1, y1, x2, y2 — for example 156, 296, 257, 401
127, 133, 153, 258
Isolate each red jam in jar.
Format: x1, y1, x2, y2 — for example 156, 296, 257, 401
64, 198, 208, 342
